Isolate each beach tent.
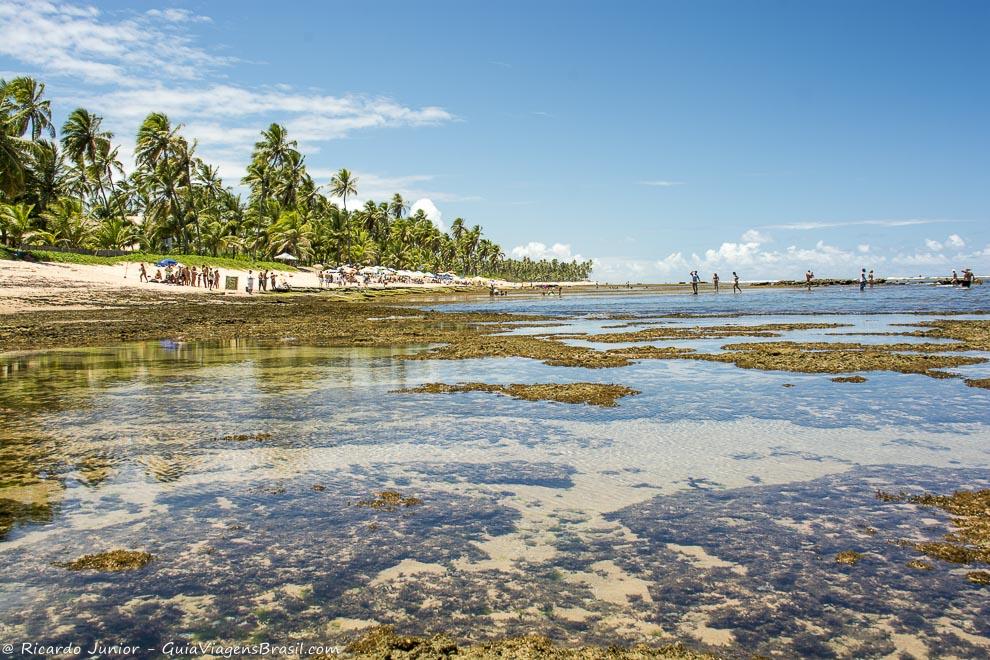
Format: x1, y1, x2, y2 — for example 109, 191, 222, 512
273, 252, 299, 262
155, 258, 178, 267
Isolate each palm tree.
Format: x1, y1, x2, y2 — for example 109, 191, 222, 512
330, 168, 357, 212
268, 209, 313, 259
389, 193, 406, 220
93, 216, 137, 250
0, 202, 35, 246
61, 108, 113, 208
134, 112, 179, 170
0, 94, 35, 198
40, 197, 91, 247
2, 77, 55, 140
330, 168, 357, 259
24, 140, 70, 216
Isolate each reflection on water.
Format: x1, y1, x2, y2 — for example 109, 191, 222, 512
2, 300, 990, 656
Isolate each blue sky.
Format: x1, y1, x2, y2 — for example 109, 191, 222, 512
2, 0, 988, 280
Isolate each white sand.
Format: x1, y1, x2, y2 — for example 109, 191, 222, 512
0, 259, 530, 313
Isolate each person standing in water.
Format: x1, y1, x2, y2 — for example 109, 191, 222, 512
712, 272, 720, 293
859, 268, 867, 291
690, 271, 700, 295
868, 269, 875, 288
732, 272, 742, 293
805, 270, 814, 291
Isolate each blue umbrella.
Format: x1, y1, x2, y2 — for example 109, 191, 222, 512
155, 258, 178, 267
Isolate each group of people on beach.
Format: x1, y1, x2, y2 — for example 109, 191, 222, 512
139, 263, 221, 289
690, 271, 742, 294
245, 270, 289, 295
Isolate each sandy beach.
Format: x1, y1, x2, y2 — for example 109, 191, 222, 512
0, 259, 546, 314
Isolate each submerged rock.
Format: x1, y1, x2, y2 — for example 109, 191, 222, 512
55, 549, 153, 572
875, 488, 990, 566
342, 625, 716, 659
358, 490, 424, 510
835, 550, 863, 565
221, 432, 272, 442
397, 382, 640, 407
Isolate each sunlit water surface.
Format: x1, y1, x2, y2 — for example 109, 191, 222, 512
2, 286, 990, 657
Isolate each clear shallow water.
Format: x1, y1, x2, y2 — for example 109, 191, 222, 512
2, 291, 990, 657
433, 283, 990, 317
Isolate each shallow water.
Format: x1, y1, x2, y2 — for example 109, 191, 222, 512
2, 288, 990, 657
435, 282, 990, 317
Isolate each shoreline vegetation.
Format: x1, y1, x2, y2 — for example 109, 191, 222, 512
1, 76, 591, 283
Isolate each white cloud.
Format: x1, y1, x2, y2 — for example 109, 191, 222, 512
858, 244, 870, 253
410, 198, 444, 231
946, 234, 966, 248
740, 229, 771, 244
146, 8, 212, 23
925, 238, 944, 251
638, 180, 684, 187
0, 1, 233, 84
510, 242, 584, 261
0, 0, 457, 190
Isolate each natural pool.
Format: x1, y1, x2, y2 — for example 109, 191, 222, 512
2, 286, 990, 657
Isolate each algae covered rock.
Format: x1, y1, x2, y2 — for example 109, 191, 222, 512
55, 549, 153, 572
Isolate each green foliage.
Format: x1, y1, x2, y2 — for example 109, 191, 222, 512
3, 248, 292, 271
0, 77, 592, 281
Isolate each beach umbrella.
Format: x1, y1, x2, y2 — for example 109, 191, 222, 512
155, 258, 178, 267
273, 252, 299, 262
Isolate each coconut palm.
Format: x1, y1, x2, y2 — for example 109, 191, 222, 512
2, 77, 54, 140
0, 202, 35, 246
267, 209, 313, 259
329, 168, 357, 211
61, 108, 116, 209
39, 197, 91, 247
389, 193, 407, 220
0, 95, 35, 198
93, 216, 137, 250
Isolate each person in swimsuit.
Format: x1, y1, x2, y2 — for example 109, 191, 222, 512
732, 272, 742, 293
712, 272, 720, 293
868, 270, 875, 288
805, 270, 814, 291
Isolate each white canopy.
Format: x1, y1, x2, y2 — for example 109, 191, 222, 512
273, 252, 299, 262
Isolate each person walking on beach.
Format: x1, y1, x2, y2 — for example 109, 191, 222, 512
805, 270, 814, 291
868, 269, 875, 288
690, 271, 700, 295
139, 263, 148, 283
712, 272, 720, 293
732, 272, 742, 293
859, 268, 867, 291
270, 271, 276, 290
246, 270, 254, 295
